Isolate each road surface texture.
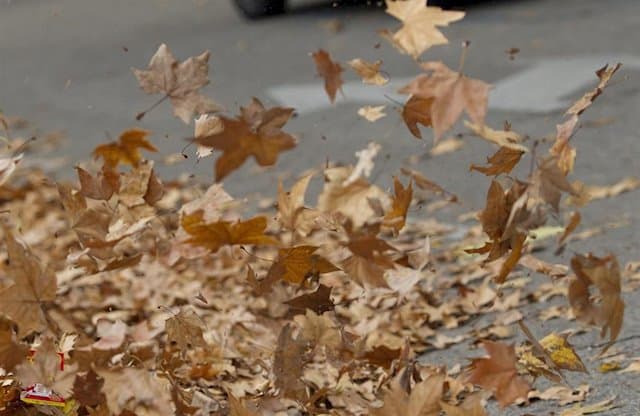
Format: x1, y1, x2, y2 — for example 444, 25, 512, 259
1, 0, 639, 414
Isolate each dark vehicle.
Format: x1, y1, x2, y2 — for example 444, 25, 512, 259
233, 0, 285, 18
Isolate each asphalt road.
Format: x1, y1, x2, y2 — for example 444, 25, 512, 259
1, 0, 639, 414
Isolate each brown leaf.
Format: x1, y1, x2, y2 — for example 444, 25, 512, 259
277, 174, 318, 236
569, 254, 624, 351
0, 316, 28, 370
470, 147, 525, 176
401, 61, 489, 141
566, 63, 621, 116
400, 167, 457, 201
383, 177, 413, 233
76, 166, 119, 200
132, 43, 221, 123
181, 210, 279, 253
93, 128, 157, 170
312, 49, 344, 103
269, 245, 339, 285
273, 324, 311, 401
402, 95, 433, 139
381, 0, 464, 59
228, 394, 260, 416
495, 232, 526, 284
284, 284, 335, 316
549, 115, 578, 175
348, 58, 388, 85
371, 372, 445, 416
468, 341, 531, 407
0, 230, 56, 338
559, 211, 581, 246
165, 308, 207, 351
341, 223, 396, 288
361, 344, 401, 369
194, 97, 296, 182
73, 369, 106, 407
99, 367, 172, 415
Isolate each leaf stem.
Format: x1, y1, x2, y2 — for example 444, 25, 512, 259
136, 94, 170, 121
457, 41, 471, 75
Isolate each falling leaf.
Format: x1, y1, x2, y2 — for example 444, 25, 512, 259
181, 210, 279, 253
273, 324, 311, 401
539, 333, 587, 373
0, 230, 56, 338
381, 0, 464, 59
277, 174, 319, 236
348, 58, 388, 85
165, 308, 207, 351
284, 284, 335, 316
312, 49, 344, 103
92, 319, 127, 350
559, 211, 581, 245
402, 95, 433, 139
344, 142, 382, 186
464, 121, 528, 152
93, 128, 157, 169
495, 232, 526, 284
269, 245, 339, 285
342, 222, 396, 288
567, 63, 621, 116
73, 369, 106, 407
76, 166, 119, 200
358, 105, 387, 122
383, 177, 413, 233
579, 176, 640, 202
470, 147, 525, 176
0, 316, 28, 370
430, 137, 464, 156
0, 153, 22, 187
468, 341, 531, 407
371, 372, 445, 415
559, 397, 616, 416
401, 61, 489, 141
569, 254, 624, 351
132, 43, 220, 123
550, 115, 578, 175
193, 97, 297, 182
400, 167, 457, 201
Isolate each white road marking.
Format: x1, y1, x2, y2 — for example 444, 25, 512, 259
267, 55, 640, 115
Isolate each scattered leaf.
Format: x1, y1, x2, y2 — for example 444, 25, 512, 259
312, 49, 344, 103
348, 58, 388, 85
358, 105, 387, 122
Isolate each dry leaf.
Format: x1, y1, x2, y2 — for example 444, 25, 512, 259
559, 397, 616, 416
464, 121, 528, 152
567, 63, 621, 116
312, 49, 344, 103
0, 153, 22, 186
381, 0, 464, 59
92, 319, 127, 350
269, 245, 339, 285
344, 142, 381, 186
348, 58, 388, 85
76, 166, 119, 200
132, 43, 220, 123
559, 211, 581, 245
194, 97, 296, 182
430, 137, 464, 156
470, 146, 525, 176
0, 230, 56, 338
401, 61, 489, 141
383, 177, 413, 234
273, 324, 311, 401
0, 316, 28, 370
165, 308, 207, 351
371, 372, 445, 416
182, 210, 279, 253
569, 254, 624, 351
93, 128, 157, 169
539, 333, 587, 373
284, 284, 335, 316
277, 174, 319, 236
73, 369, 106, 407
358, 105, 387, 122
341, 223, 396, 288
402, 95, 433, 139
468, 341, 531, 407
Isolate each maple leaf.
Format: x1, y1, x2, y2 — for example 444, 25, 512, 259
99, 367, 172, 415
401, 61, 490, 141
165, 308, 207, 351
566, 63, 621, 116
358, 105, 387, 122
341, 222, 397, 288
93, 128, 157, 169
132, 43, 221, 123
0, 316, 28, 370
539, 333, 587, 373
381, 0, 465, 59
181, 209, 279, 253
569, 254, 624, 351
383, 177, 413, 234
73, 369, 107, 407
268, 245, 339, 285
371, 372, 445, 416
284, 284, 335, 316
468, 341, 531, 407
273, 324, 312, 401
312, 49, 344, 103
76, 166, 119, 200
0, 230, 56, 338
277, 174, 319, 236
470, 146, 525, 176
402, 95, 433, 139
194, 97, 297, 182
348, 58, 388, 86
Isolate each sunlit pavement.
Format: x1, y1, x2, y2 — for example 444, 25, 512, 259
1, 0, 639, 413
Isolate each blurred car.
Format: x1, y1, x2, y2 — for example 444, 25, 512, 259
233, 0, 285, 18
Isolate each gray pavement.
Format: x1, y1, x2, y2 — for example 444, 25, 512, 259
1, 0, 639, 414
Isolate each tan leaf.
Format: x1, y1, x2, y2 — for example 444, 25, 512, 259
341, 223, 396, 288
277, 174, 319, 236
92, 319, 127, 350
194, 97, 297, 182
401, 61, 489, 141
470, 147, 525, 176
381, 0, 464, 59
468, 341, 531, 407
566, 63, 621, 116
269, 245, 339, 285
344, 142, 382, 186
0, 230, 56, 338
165, 308, 207, 351
132, 43, 221, 123
383, 177, 413, 233
358, 105, 387, 122
402, 95, 433, 139
273, 324, 311, 401
371, 372, 445, 416
348, 58, 388, 85
76, 166, 119, 200
549, 115, 578, 175
559, 397, 616, 416
312, 49, 344, 103
430, 137, 464, 156
464, 121, 528, 152
0, 316, 28, 370
99, 367, 172, 415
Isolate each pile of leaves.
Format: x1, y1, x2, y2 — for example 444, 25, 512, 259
0, 1, 637, 415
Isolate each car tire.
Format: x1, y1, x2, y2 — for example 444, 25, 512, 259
233, 0, 286, 19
